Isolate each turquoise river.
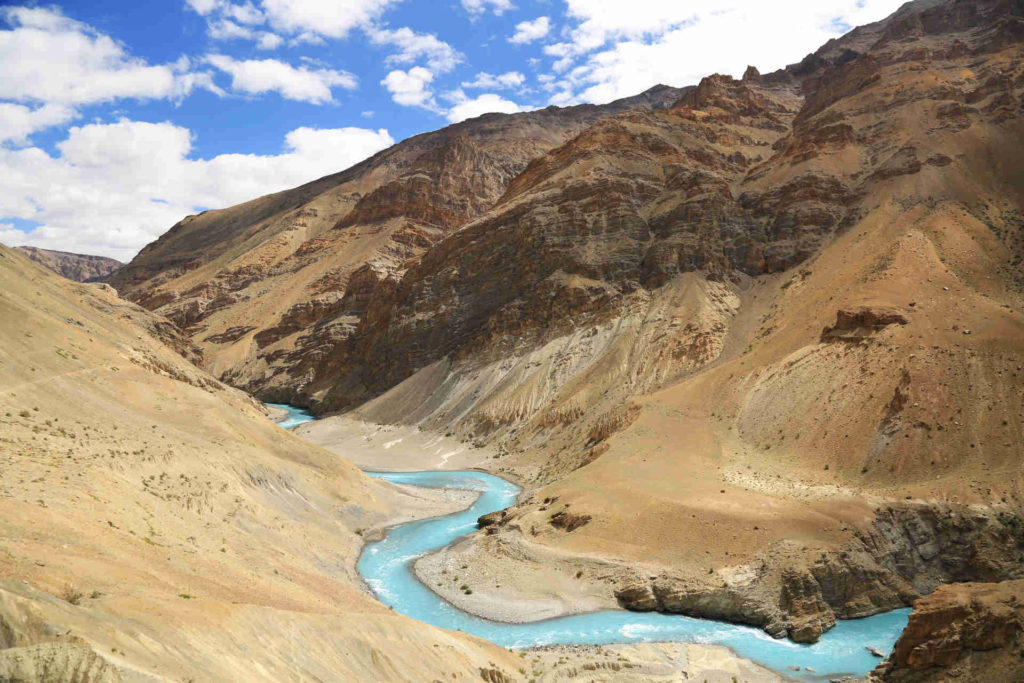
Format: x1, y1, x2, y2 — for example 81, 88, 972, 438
271, 403, 909, 681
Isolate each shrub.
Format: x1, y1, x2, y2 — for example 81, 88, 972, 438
61, 584, 83, 605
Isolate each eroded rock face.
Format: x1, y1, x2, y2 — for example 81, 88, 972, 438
605, 502, 1024, 643
821, 306, 909, 341
0, 642, 123, 683
14, 246, 121, 282
871, 579, 1024, 682
307, 76, 803, 416
109, 85, 688, 403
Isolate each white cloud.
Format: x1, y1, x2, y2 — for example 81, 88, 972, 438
461, 0, 514, 16
462, 71, 525, 90
381, 67, 438, 109
205, 54, 356, 103
207, 18, 283, 49
186, 1, 285, 48
0, 120, 394, 260
366, 26, 462, 73
446, 91, 524, 123
0, 6, 215, 108
548, 0, 907, 104
224, 1, 265, 24
509, 16, 549, 44
0, 222, 30, 247
185, 0, 221, 15
261, 0, 401, 39
0, 103, 77, 145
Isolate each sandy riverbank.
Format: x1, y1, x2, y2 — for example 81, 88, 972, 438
413, 530, 618, 623
296, 415, 493, 471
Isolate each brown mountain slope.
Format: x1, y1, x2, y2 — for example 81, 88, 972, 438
0, 244, 523, 680
13, 246, 122, 282
107, 85, 686, 400
112, 0, 1023, 649
311, 0, 1023, 644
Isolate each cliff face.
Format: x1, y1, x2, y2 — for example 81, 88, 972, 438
107, 85, 686, 399
13, 246, 121, 282
113, 0, 1024, 646
871, 579, 1024, 682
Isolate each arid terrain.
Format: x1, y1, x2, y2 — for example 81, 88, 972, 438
14, 246, 122, 283
0, 244, 780, 681
3, 0, 1023, 680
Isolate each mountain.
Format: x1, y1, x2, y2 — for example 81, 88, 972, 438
0, 244, 523, 680
112, 0, 1023, 667
107, 85, 686, 394
13, 246, 122, 282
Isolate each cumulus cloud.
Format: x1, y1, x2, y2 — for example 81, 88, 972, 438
189, 0, 404, 46
0, 119, 394, 260
446, 91, 524, 123
509, 16, 549, 44
0, 103, 77, 145
381, 67, 438, 109
205, 54, 357, 103
461, 0, 514, 16
0, 6, 216, 109
461, 71, 526, 90
366, 26, 462, 73
546, 0, 907, 104
207, 17, 284, 49
261, 0, 401, 39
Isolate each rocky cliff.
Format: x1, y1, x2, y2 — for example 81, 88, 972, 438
107, 85, 686, 400
113, 0, 1024, 650
871, 579, 1024, 682
13, 246, 121, 282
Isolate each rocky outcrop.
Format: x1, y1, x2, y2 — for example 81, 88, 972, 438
821, 306, 909, 341
14, 246, 121, 282
549, 510, 591, 532
610, 502, 1024, 643
872, 579, 1024, 682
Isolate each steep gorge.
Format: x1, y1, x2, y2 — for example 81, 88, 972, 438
112, 0, 1024, 663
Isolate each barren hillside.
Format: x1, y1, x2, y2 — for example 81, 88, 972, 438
14, 246, 122, 282
0, 244, 524, 680
111, 0, 1024, 662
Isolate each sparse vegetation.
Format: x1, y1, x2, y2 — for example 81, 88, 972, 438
61, 584, 83, 605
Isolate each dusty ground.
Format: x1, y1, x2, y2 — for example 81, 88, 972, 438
298, 414, 494, 472
0, 244, 525, 681
522, 643, 783, 682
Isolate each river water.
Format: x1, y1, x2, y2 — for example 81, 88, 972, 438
266, 402, 316, 429
270, 404, 908, 681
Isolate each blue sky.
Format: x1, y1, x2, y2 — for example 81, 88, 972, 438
0, 0, 906, 260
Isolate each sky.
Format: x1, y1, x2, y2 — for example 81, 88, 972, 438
0, 0, 908, 261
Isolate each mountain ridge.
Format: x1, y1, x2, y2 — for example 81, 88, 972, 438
13, 246, 122, 282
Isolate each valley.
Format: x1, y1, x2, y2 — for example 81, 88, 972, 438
1, 0, 1023, 680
